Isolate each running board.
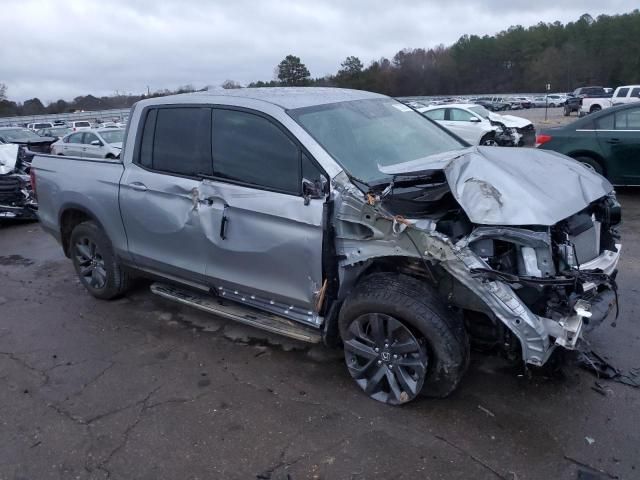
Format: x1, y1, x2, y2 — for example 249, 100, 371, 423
150, 283, 322, 343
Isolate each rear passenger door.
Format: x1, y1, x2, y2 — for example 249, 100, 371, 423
199, 108, 326, 322
119, 106, 213, 282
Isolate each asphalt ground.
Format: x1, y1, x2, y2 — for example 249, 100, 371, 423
1, 191, 639, 480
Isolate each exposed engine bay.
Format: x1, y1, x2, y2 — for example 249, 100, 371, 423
330, 146, 621, 366
0, 143, 37, 220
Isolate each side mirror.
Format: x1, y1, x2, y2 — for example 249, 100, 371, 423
90, 140, 102, 146
302, 177, 327, 205
469, 117, 481, 122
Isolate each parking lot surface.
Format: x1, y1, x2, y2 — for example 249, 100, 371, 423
1, 192, 639, 480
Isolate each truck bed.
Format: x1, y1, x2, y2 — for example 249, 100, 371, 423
31, 154, 130, 258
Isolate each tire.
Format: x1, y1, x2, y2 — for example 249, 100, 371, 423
574, 155, 604, 176
480, 133, 499, 146
590, 105, 602, 114
563, 107, 570, 116
69, 221, 130, 300
338, 273, 469, 404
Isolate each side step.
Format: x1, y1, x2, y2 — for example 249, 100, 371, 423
150, 283, 322, 344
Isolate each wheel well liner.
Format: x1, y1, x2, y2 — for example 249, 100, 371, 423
59, 205, 103, 257
567, 151, 606, 175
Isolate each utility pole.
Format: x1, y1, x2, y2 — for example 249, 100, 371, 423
147, 85, 150, 96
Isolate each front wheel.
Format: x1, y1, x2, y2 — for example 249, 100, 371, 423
339, 273, 469, 405
590, 105, 602, 114
70, 221, 130, 299
480, 133, 499, 146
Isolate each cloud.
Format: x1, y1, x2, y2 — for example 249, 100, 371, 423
0, 0, 636, 102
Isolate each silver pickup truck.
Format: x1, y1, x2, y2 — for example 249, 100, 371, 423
32, 88, 622, 405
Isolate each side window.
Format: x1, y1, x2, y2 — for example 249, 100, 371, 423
422, 109, 445, 121
449, 108, 475, 121
150, 107, 212, 176
595, 114, 614, 130
212, 109, 300, 194
83, 133, 99, 145
615, 88, 629, 98
68, 133, 84, 144
630, 87, 640, 98
138, 108, 157, 168
615, 108, 640, 130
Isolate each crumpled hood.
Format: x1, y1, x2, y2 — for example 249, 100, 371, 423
487, 112, 532, 128
379, 146, 613, 226
110, 143, 123, 149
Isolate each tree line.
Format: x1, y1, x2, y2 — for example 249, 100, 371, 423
1, 10, 639, 118
255, 10, 640, 95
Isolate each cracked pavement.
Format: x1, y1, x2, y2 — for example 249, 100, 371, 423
1, 192, 640, 479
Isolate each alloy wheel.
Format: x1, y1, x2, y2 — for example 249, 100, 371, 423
343, 313, 428, 404
74, 237, 107, 289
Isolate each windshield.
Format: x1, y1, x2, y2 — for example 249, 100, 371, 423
99, 129, 124, 144
0, 128, 43, 141
75, 121, 91, 127
289, 99, 465, 183
468, 106, 491, 119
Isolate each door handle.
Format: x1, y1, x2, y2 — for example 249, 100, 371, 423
219, 213, 229, 239
128, 182, 148, 192
606, 138, 621, 144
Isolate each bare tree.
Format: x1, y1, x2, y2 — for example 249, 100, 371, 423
221, 80, 242, 89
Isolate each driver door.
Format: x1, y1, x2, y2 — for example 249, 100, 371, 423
200, 107, 326, 321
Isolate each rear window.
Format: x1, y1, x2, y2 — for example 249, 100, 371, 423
630, 88, 640, 98
74, 121, 91, 127
138, 107, 212, 177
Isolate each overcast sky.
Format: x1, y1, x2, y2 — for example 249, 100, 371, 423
1, 0, 637, 102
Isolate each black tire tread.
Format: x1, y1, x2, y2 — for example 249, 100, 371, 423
70, 221, 130, 300
339, 273, 469, 398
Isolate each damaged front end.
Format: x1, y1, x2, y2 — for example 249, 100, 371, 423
332, 147, 621, 367
0, 144, 38, 220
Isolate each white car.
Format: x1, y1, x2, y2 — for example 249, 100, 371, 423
51, 128, 124, 159
418, 103, 535, 146
27, 122, 53, 131
545, 94, 567, 107
68, 120, 92, 132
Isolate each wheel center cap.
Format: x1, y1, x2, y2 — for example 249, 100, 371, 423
381, 351, 391, 362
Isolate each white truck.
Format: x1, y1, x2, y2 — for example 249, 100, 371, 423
581, 85, 640, 115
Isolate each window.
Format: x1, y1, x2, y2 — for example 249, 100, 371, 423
631, 88, 640, 98
449, 108, 475, 121
422, 109, 445, 121
212, 109, 300, 194
614, 108, 640, 130
138, 109, 156, 168
615, 88, 629, 98
83, 133, 100, 145
68, 133, 84, 144
74, 121, 91, 128
138, 107, 212, 176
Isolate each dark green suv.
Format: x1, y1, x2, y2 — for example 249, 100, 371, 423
537, 103, 640, 184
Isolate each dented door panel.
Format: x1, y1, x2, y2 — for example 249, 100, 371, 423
199, 179, 324, 313
119, 163, 209, 282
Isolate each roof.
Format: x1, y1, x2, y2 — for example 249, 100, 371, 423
143, 87, 386, 110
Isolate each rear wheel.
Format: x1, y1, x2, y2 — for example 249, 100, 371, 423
574, 156, 604, 176
339, 273, 469, 405
70, 221, 130, 299
590, 105, 602, 114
